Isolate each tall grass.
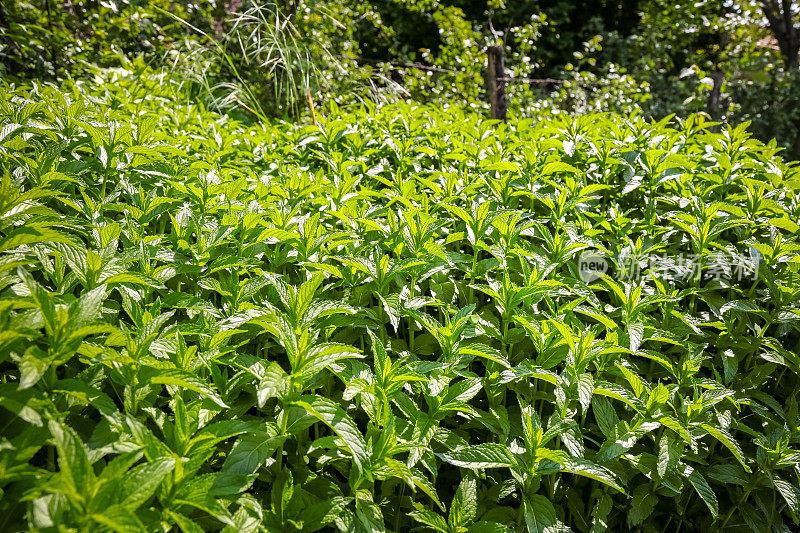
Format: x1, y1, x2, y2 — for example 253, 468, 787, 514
163, 2, 336, 120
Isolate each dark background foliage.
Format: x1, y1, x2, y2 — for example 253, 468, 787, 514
3, 1, 800, 156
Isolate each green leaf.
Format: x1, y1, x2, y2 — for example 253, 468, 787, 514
0, 225, 72, 253
18, 346, 52, 390
685, 466, 718, 517
541, 161, 580, 175
300, 497, 350, 532
49, 421, 93, 497
461, 343, 511, 368
166, 510, 205, 533
214, 431, 282, 495
657, 434, 683, 479
591, 396, 619, 439
499, 363, 558, 386
257, 362, 289, 407
292, 396, 369, 473
409, 508, 449, 533
355, 490, 386, 532
698, 423, 750, 472
706, 464, 749, 486
91, 504, 145, 533
0, 384, 45, 426
172, 473, 230, 521
449, 474, 478, 528
562, 456, 626, 494
773, 476, 800, 524
646, 383, 669, 410
467, 522, 512, 533
438, 444, 515, 469
627, 484, 658, 527
119, 457, 175, 509
770, 216, 800, 233
523, 494, 561, 533
104, 273, 164, 288
19, 268, 56, 335
483, 161, 521, 172
69, 285, 108, 330
149, 368, 229, 408
298, 342, 362, 380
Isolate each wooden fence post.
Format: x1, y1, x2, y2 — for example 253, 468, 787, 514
706, 69, 724, 133
487, 46, 506, 121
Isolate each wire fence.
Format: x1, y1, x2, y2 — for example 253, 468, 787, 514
347, 55, 569, 85
341, 48, 601, 120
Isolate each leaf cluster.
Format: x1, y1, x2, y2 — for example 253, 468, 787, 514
0, 73, 799, 532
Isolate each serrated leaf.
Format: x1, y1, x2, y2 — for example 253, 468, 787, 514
91, 504, 145, 533
685, 466, 718, 517
49, 421, 92, 497
149, 368, 228, 408
438, 444, 515, 469
773, 476, 800, 523
119, 457, 175, 509
449, 474, 478, 527
293, 396, 369, 473
523, 494, 562, 533
214, 431, 282, 495
698, 423, 750, 471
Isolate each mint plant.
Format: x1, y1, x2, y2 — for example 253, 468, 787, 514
0, 69, 798, 531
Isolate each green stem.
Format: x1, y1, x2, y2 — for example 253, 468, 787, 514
0, 501, 18, 532
719, 476, 758, 530
393, 485, 405, 532
275, 402, 290, 471
468, 245, 479, 303
746, 276, 760, 299
409, 277, 417, 352
502, 316, 509, 359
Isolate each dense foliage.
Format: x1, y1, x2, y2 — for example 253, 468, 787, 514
1, 67, 799, 532
4, 1, 800, 155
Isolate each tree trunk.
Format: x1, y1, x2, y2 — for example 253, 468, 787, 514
760, 0, 800, 69
707, 70, 725, 130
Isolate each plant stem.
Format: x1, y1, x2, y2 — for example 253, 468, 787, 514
719, 478, 758, 530
393, 485, 405, 532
